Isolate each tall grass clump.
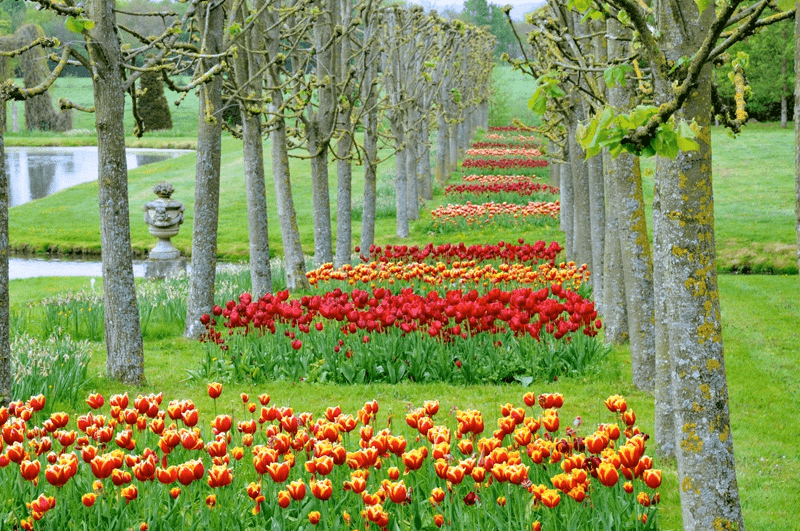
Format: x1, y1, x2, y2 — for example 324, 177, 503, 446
10, 329, 93, 412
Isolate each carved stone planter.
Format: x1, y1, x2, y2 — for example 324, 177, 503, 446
143, 182, 186, 279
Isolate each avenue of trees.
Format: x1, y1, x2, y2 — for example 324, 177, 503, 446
507, 0, 798, 528
0, 0, 493, 395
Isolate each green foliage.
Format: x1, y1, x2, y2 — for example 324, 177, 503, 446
64, 16, 94, 33
603, 64, 634, 88
577, 105, 699, 159
527, 72, 565, 114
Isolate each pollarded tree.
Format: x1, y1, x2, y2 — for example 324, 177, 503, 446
226, 0, 272, 298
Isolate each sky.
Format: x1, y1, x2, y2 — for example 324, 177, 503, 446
419, 0, 545, 20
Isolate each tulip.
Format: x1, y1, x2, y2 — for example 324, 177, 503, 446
207, 383, 223, 400
597, 462, 619, 488
287, 480, 306, 501
81, 493, 96, 507
308, 511, 321, 525
121, 485, 138, 504
643, 469, 662, 489
207, 464, 232, 488
311, 479, 333, 500
277, 490, 291, 509
19, 460, 41, 482
386, 481, 408, 504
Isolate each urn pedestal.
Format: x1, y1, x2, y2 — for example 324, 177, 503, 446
143, 182, 186, 279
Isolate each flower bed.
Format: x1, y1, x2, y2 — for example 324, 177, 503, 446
2, 391, 661, 530
444, 181, 559, 205
198, 282, 604, 385
430, 201, 560, 231
360, 240, 563, 265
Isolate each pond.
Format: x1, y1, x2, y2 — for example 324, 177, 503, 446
5, 146, 193, 207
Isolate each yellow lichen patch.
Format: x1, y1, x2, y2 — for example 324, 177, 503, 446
681, 475, 700, 494
681, 423, 703, 453
697, 321, 715, 343
700, 384, 711, 400
692, 402, 704, 412
707, 358, 720, 371
712, 517, 738, 530
719, 425, 730, 443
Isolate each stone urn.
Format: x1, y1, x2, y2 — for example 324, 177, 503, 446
143, 182, 186, 278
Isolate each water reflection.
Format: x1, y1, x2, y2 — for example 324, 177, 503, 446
5, 147, 193, 207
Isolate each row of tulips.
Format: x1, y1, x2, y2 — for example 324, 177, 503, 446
461, 174, 541, 184
2, 390, 660, 530
306, 259, 590, 294
464, 148, 543, 157
197, 282, 604, 385
461, 158, 549, 172
444, 181, 559, 200
357, 240, 564, 266
430, 201, 560, 230
471, 141, 541, 149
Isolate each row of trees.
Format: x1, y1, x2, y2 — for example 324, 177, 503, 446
0, 0, 494, 401
510, 0, 797, 529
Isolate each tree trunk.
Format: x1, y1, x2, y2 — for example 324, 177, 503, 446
394, 140, 409, 238
233, 5, 271, 297
587, 153, 604, 309
360, 107, 378, 258
0, 115, 9, 405
359, 58, 378, 258
185, 0, 224, 339
335, 129, 353, 268
309, 128, 333, 266
87, 0, 145, 382
449, 121, 459, 172
436, 113, 449, 185
654, 0, 744, 525
405, 124, 419, 222
334, 0, 353, 269
558, 145, 574, 258
652, 174, 675, 458
419, 118, 433, 200
601, 151, 628, 345
607, 18, 654, 390
266, 1, 309, 291
568, 105, 592, 272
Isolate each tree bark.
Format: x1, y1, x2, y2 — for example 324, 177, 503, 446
185, 0, 224, 339
266, 1, 310, 291
333, 0, 354, 269
568, 104, 592, 272
405, 121, 419, 222
607, 19, 654, 390
558, 145, 574, 258
309, 125, 333, 266
0, 114, 9, 405
233, 3, 272, 297
394, 143, 409, 238
359, 54, 378, 258
601, 151, 628, 345
654, 0, 744, 525
87, 0, 145, 382
436, 113, 450, 185
419, 118, 433, 200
